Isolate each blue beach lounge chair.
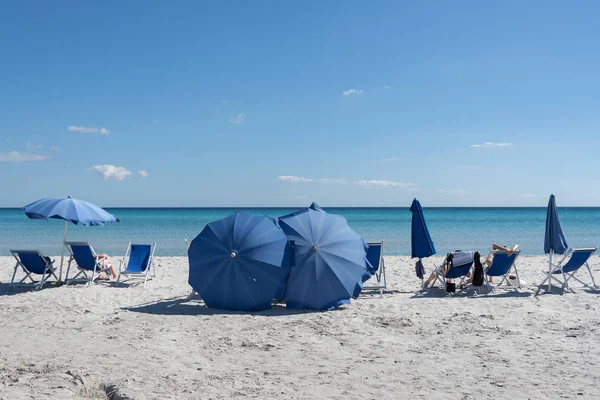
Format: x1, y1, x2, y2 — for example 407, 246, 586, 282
116, 243, 156, 287
536, 247, 598, 294
362, 241, 387, 296
64, 241, 112, 285
9, 249, 58, 290
483, 249, 521, 290
428, 251, 475, 293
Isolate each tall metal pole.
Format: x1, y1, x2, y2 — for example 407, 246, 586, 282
59, 220, 68, 283
547, 250, 553, 293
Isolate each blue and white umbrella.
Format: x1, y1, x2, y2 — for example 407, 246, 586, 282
188, 211, 292, 311
23, 196, 118, 280
279, 205, 371, 310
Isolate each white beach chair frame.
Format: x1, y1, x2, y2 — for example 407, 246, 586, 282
9, 249, 58, 290
362, 241, 387, 297
537, 247, 598, 294
483, 249, 522, 291
64, 241, 108, 285
116, 242, 156, 287
425, 255, 471, 294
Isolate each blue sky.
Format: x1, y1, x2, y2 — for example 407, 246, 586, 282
1, 1, 600, 207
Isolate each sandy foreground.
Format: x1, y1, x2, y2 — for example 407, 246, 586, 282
1, 255, 600, 399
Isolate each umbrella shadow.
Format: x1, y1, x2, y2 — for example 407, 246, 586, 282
122, 296, 320, 317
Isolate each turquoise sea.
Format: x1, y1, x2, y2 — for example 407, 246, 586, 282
0, 207, 599, 257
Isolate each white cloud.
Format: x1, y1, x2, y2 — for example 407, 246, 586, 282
343, 89, 364, 96
383, 85, 392, 89
26, 142, 43, 149
230, 113, 246, 124
49, 146, 60, 152
68, 125, 111, 135
276, 176, 314, 183
522, 193, 536, 198
437, 189, 466, 195
470, 142, 513, 148
354, 180, 415, 188
152, 120, 159, 125
138, 170, 149, 178
316, 178, 348, 184
0, 151, 50, 162
89, 165, 133, 180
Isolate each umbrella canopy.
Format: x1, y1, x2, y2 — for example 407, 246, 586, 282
410, 198, 436, 259
23, 196, 118, 226
544, 194, 568, 255
279, 206, 371, 310
188, 211, 292, 311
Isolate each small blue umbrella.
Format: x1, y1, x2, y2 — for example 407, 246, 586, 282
410, 198, 436, 259
188, 212, 292, 311
543, 194, 568, 292
279, 206, 371, 310
23, 196, 118, 281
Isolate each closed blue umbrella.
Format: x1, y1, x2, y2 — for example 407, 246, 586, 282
188, 212, 292, 311
410, 198, 436, 259
279, 206, 371, 310
544, 194, 568, 292
23, 196, 118, 281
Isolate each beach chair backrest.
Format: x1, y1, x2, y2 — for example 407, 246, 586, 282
125, 244, 153, 273
68, 242, 97, 271
561, 248, 597, 273
486, 251, 519, 277
366, 242, 383, 273
444, 251, 474, 279
14, 250, 48, 275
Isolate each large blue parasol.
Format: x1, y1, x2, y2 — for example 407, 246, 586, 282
188, 211, 292, 311
279, 205, 371, 310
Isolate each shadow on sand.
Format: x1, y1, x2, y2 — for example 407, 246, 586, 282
0, 281, 61, 296
411, 287, 533, 299
122, 296, 323, 317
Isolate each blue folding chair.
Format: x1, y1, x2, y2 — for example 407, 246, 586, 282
64, 241, 112, 285
429, 251, 474, 293
483, 250, 521, 291
117, 243, 156, 287
537, 248, 597, 293
362, 241, 387, 296
9, 249, 58, 290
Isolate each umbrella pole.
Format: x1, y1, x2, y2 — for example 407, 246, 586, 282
59, 220, 68, 283
548, 250, 553, 293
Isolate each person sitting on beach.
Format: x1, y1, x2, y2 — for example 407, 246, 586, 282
95, 253, 118, 280
469, 243, 519, 284
70, 252, 118, 280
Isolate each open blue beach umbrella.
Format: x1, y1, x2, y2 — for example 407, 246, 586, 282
410, 198, 436, 259
279, 206, 371, 310
188, 211, 292, 311
543, 194, 568, 292
23, 196, 118, 280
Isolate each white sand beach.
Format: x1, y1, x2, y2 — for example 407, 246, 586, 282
1, 255, 600, 399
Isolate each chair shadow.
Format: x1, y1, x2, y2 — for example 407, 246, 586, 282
411, 286, 533, 299
122, 296, 321, 317
0, 281, 61, 296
